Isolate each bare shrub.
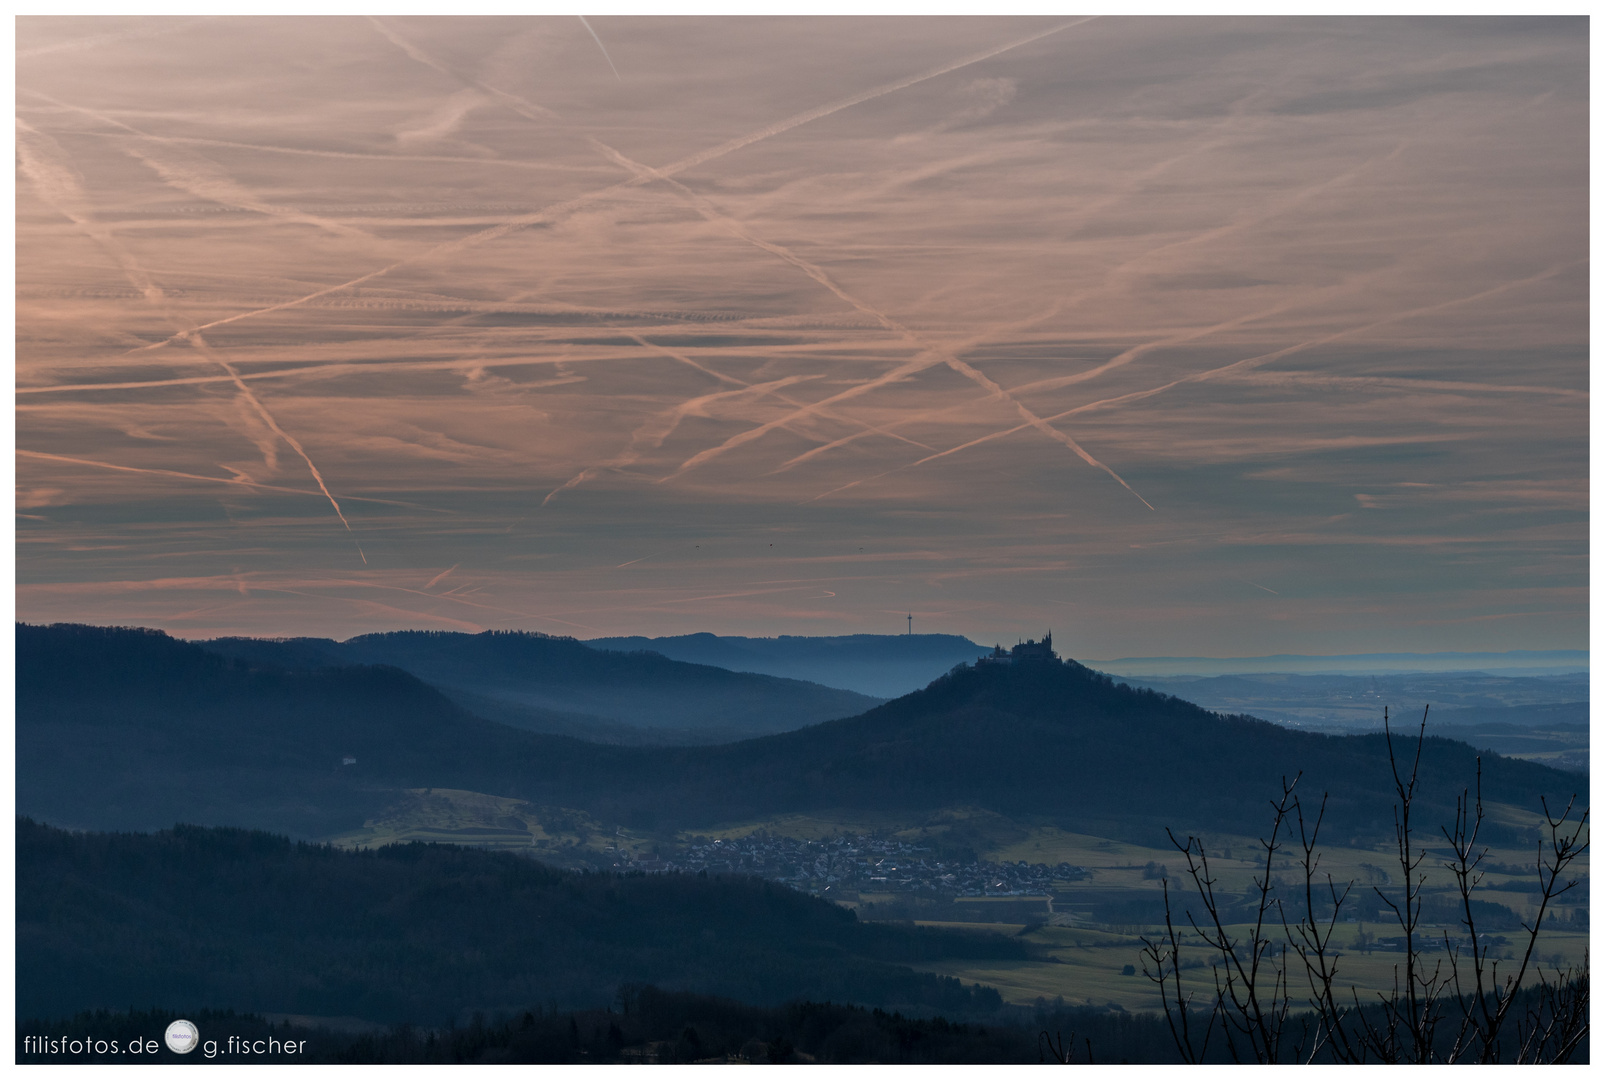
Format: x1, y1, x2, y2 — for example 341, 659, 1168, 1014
1139, 707, 1588, 1064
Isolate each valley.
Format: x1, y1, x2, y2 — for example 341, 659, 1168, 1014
16, 621, 1590, 1055
327, 788, 1590, 1014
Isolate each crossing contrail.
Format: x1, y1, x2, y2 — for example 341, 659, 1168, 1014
17, 118, 369, 563
587, 138, 1153, 508
541, 331, 933, 504
128, 17, 1092, 354
806, 262, 1581, 501
21, 88, 374, 241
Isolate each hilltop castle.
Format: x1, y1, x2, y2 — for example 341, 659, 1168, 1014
977, 632, 1057, 666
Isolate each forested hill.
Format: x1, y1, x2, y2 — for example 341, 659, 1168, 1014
17, 819, 1018, 1025
17, 623, 1580, 845
17, 622, 582, 836
596, 657, 1579, 843
198, 628, 881, 739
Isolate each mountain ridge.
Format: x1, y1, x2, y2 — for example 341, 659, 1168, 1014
17, 622, 1580, 848
196, 628, 882, 742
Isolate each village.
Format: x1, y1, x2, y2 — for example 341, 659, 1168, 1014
603, 831, 1091, 901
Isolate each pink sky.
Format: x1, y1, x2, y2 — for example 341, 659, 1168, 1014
15, 16, 1588, 657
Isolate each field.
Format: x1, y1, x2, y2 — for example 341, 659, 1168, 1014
325, 788, 659, 863
929, 814, 1588, 1013
324, 791, 1587, 1018
915, 923, 1592, 1013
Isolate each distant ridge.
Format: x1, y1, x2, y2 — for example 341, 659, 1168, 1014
585, 633, 987, 698
197, 628, 882, 742
1092, 650, 1589, 677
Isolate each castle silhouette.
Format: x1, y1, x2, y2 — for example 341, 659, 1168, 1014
977, 632, 1057, 666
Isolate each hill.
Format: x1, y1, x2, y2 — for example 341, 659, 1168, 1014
584, 633, 988, 698
197, 629, 881, 743
17, 623, 1582, 847
16, 818, 1021, 1025
18, 622, 555, 836
583, 656, 1579, 844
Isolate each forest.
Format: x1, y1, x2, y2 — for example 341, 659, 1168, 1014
17, 818, 1021, 1025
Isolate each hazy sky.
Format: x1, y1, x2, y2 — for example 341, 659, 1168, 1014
15, 16, 1588, 658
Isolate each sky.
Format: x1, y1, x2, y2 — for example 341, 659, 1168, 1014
14, 16, 1589, 659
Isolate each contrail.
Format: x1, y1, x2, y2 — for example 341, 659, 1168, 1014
657, 585, 825, 605
313, 577, 602, 632
15, 450, 443, 512
750, 90, 1302, 476
589, 139, 1152, 508
17, 17, 213, 59
846, 141, 1409, 434
22, 89, 373, 241
1030, 261, 1584, 424
423, 564, 460, 589
660, 17, 1095, 178
188, 330, 367, 561
367, 17, 562, 124
17, 120, 368, 563
996, 296, 1312, 402
1224, 371, 1586, 399
1085, 141, 1410, 304
971, 142, 1410, 404
810, 263, 1580, 500
55, 125, 572, 170
776, 243, 1383, 478
766, 303, 1084, 475
577, 16, 622, 81
617, 334, 935, 453
541, 373, 822, 505
616, 548, 675, 568
542, 332, 932, 504
17, 358, 591, 396
130, 17, 1092, 353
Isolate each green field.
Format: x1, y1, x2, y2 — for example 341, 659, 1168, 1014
914, 922, 1591, 1013
325, 787, 659, 863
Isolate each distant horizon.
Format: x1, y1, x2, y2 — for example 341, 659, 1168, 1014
1094, 647, 1589, 661
17, 616, 1589, 676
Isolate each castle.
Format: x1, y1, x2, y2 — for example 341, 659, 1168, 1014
977, 632, 1058, 666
